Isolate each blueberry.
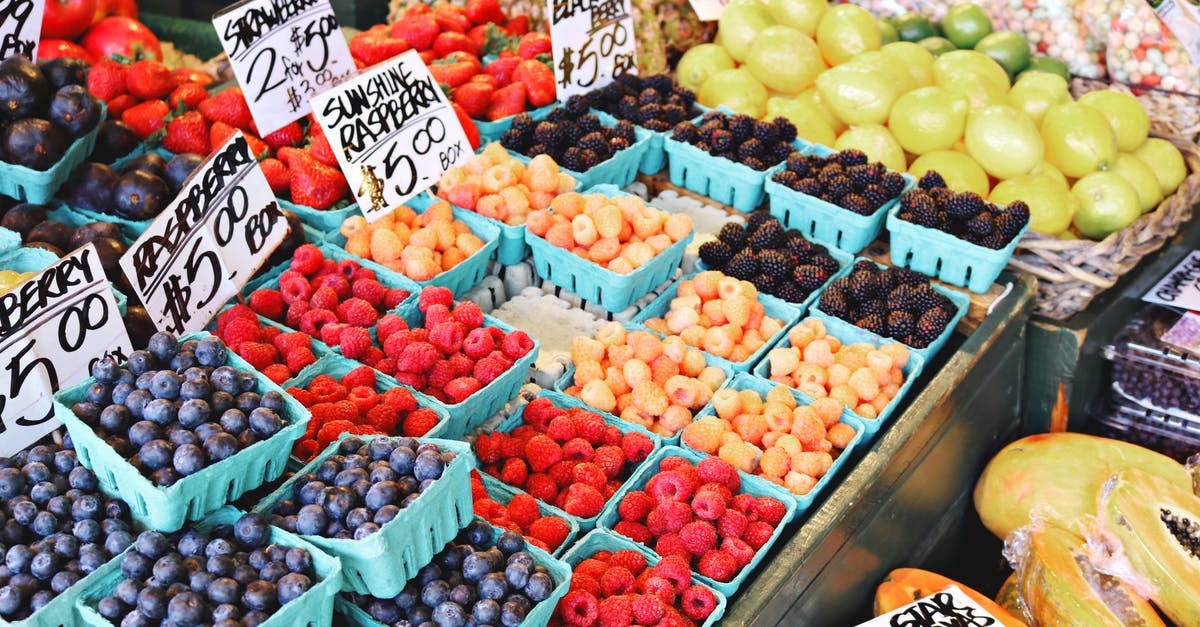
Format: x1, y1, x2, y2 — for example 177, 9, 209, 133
165, 589, 204, 624
218, 409, 247, 435
194, 423, 225, 444
496, 531, 524, 555
0, 469, 23, 499
132, 531, 168, 560
20, 461, 50, 484
400, 493, 421, 509
111, 382, 135, 405
242, 609, 270, 627
127, 421, 162, 448
417, 562, 443, 587
464, 521, 493, 550
478, 572, 508, 601
337, 437, 365, 455
504, 561, 531, 590
87, 382, 113, 405
105, 530, 133, 556
136, 585, 167, 619
138, 440, 174, 471
409, 605, 434, 624
413, 450, 445, 482
71, 401, 102, 426
150, 371, 183, 400
233, 513, 271, 549
5, 546, 33, 574
266, 544, 287, 562
507, 552, 534, 570
422, 579, 451, 607
31, 511, 57, 537
205, 537, 235, 558
147, 333, 178, 363
352, 479, 373, 501
500, 600, 526, 627
211, 366, 240, 394
472, 598, 500, 624
235, 392, 260, 414
248, 408, 283, 437
323, 487, 357, 521
127, 350, 156, 376
188, 570, 214, 594
364, 481, 399, 511
434, 600, 469, 627
98, 404, 130, 433
71, 494, 101, 521
295, 505, 327, 536
449, 583, 477, 608
28, 481, 56, 504
259, 390, 286, 412
207, 577, 239, 604
345, 508, 371, 530
272, 571, 310, 606
114, 578, 141, 605
343, 454, 369, 470
92, 358, 121, 383
243, 580, 277, 612
372, 505, 400, 527
142, 399, 176, 426
461, 551, 492, 584
395, 583, 420, 610
365, 438, 395, 461
177, 399, 210, 428
167, 428, 200, 449
352, 523, 379, 539
75, 519, 103, 546
172, 444, 206, 476
104, 499, 130, 521
524, 571, 553, 602
368, 599, 400, 623
297, 481, 327, 507
258, 560, 289, 583
209, 391, 235, 415
173, 531, 204, 559
334, 468, 368, 488
151, 553, 187, 586
192, 337, 225, 367
97, 594, 125, 619
212, 603, 240, 622
29, 589, 52, 612
120, 551, 152, 582
368, 466, 398, 485
124, 390, 152, 419
170, 350, 198, 372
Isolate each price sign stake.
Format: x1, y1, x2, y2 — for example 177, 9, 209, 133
120, 131, 289, 336
0, 0, 44, 60
0, 244, 133, 455
213, 0, 357, 134
309, 49, 472, 221
548, 0, 638, 99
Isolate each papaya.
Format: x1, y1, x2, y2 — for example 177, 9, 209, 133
1086, 469, 1200, 626
993, 574, 1027, 622
974, 433, 1189, 539
873, 568, 1027, 627
1003, 522, 1165, 626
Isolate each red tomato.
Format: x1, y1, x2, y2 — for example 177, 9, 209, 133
37, 39, 95, 63
41, 0, 97, 40
81, 16, 161, 61
92, 0, 138, 22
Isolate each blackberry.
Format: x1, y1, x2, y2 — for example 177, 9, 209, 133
736, 138, 764, 161
511, 113, 537, 134
929, 187, 955, 207
698, 121, 722, 143
618, 96, 640, 120
860, 298, 887, 318
579, 132, 609, 155
904, 192, 940, 227
886, 311, 914, 339
843, 165, 872, 190
746, 210, 775, 231
559, 120, 582, 143
644, 74, 673, 93
915, 308, 951, 343
898, 210, 914, 222
767, 141, 794, 165
814, 253, 841, 276
965, 214, 994, 237
996, 210, 1026, 240
727, 114, 754, 140
818, 288, 851, 317
785, 234, 814, 258
889, 284, 920, 312
793, 264, 829, 291
855, 314, 886, 335
911, 285, 943, 312
499, 128, 527, 151
637, 88, 660, 106
695, 141, 711, 152
637, 104, 665, 125
774, 117, 798, 143
876, 268, 897, 293
862, 184, 892, 209
533, 122, 563, 147
661, 105, 689, 123
614, 120, 637, 143
846, 270, 878, 303
757, 250, 793, 278
786, 153, 810, 176
795, 178, 822, 195
670, 85, 696, 106
893, 267, 928, 287
750, 274, 776, 293
819, 161, 844, 177
717, 222, 747, 249
1004, 200, 1031, 226
774, 282, 806, 303
546, 107, 567, 123
945, 192, 985, 218
840, 193, 872, 215
579, 149, 601, 168
724, 250, 758, 279
979, 233, 1008, 250
565, 95, 590, 116
752, 121, 779, 143
700, 111, 724, 126
836, 150, 868, 167
560, 146, 584, 171
578, 114, 602, 134
825, 175, 853, 198
698, 240, 735, 267
526, 143, 550, 157
881, 172, 905, 196
774, 170, 801, 187
710, 129, 735, 153
918, 170, 946, 190
609, 136, 631, 152
749, 220, 783, 250
615, 73, 642, 89
742, 156, 767, 171
714, 150, 738, 162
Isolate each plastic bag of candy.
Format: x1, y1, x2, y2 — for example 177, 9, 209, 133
988, 0, 1105, 78
1083, 0, 1200, 95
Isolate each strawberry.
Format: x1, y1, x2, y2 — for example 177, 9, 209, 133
105, 94, 137, 118
445, 50, 483, 72
433, 4, 471, 33
517, 32, 551, 60
174, 68, 213, 86
349, 31, 410, 66
452, 103, 481, 151
418, 50, 438, 65
307, 125, 338, 167
466, 0, 507, 25
263, 121, 303, 151
429, 61, 477, 89
504, 15, 530, 36
198, 87, 253, 131
486, 82, 527, 121
126, 60, 177, 100
390, 15, 439, 51
453, 81, 493, 119
403, 3, 430, 18
210, 120, 238, 152
484, 57, 519, 84
275, 146, 304, 167
290, 152, 349, 210
433, 32, 480, 58
169, 82, 208, 109
163, 111, 210, 154
259, 158, 290, 194
87, 59, 127, 103
469, 73, 500, 88
121, 99, 169, 139
514, 59, 556, 107
243, 133, 270, 158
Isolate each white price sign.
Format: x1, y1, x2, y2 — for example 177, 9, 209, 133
0, 0, 44, 60
688, 0, 727, 22
856, 586, 1003, 627
212, 0, 357, 134
547, 0, 637, 99
1143, 250, 1200, 311
309, 49, 471, 221
0, 244, 132, 455
120, 132, 288, 335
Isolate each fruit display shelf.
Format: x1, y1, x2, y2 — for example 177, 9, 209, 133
507, 112, 655, 191
0, 102, 107, 205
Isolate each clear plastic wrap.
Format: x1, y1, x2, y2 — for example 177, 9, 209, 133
1082, 0, 1200, 95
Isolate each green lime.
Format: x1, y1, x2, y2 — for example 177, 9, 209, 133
893, 12, 937, 42
919, 36, 957, 56
1022, 55, 1071, 81
974, 30, 1030, 78
940, 3, 993, 49
878, 19, 899, 45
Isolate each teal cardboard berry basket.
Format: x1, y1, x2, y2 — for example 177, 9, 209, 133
474, 103, 555, 143
586, 105, 705, 176
74, 506, 343, 627
661, 128, 782, 213
277, 197, 362, 236
0, 226, 20, 253
595, 445, 797, 598
476, 472, 581, 557
53, 331, 311, 532
241, 240, 420, 314
0, 102, 106, 204
252, 435, 474, 597
750, 318, 925, 440
333, 515, 571, 627
524, 185, 691, 313
0, 538, 122, 627
693, 244, 853, 317
506, 111, 654, 191
561, 528, 728, 627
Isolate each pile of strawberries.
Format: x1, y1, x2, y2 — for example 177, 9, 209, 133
87, 57, 211, 139
247, 244, 411, 353
348, 0, 524, 67
285, 365, 442, 460
610, 455, 787, 584
555, 548, 720, 626
470, 470, 574, 553
214, 305, 319, 384
474, 396, 656, 519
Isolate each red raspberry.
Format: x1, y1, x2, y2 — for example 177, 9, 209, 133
339, 366, 376, 390
335, 258, 360, 279
290, 244, 324, 275
596, 595, 634, 627
353, 267, 377, 282
299, 308, 338, 337
282, 277, 317, 308
447, 353, 474, 377
316, 419, 356, 446
560, 590, 599, 627
475, 433, 501, 465
521, 398, 561, 430
347, 386, 378, 413
568, 572, 601, 597
640, 575, 677, 605
375, 358, 397, 376
383, 330, 414, 359
499, 434, 526, 459
528, 516, 570, 550
285, 347, 317, 373
311, 400, 357, 424
618, 490, 654, 522
486, 350, 514, 370
631, 595, 664, 625
679, 520, 718, 556
308, 286, 339, 312
393, 372, 426, 390
402, 407, 440, 436
698, 457, 741, 493
313, 273, 350, 299
691, 489, 727, 521
696, 482, 733, 504
427, 360, 457, 391
754, 496, 787, 527
653, 533, 690, 560
382, 387, 417, 411
278, 270, 303, 286
570, 411, 607, 444
286, 386, 317, 406
646, 471, 695, 503
717, 509, 749, 538
621, 432, 653, 464
424, 303, 452, 330
562, 484, 605, 518
731, 493, 757, 515
546, 461, 574, 488
445, 376, 482, 404
697, 551, 739, 582
366, 404, 400, 432
523, 435, 562, 473
571, 463, 606, 490
338, 327, 372, 360
237, 342, 279, 370
284, 300, 311, 328
657, 501, 693, 534
248, 289, 285, 320
612, 521, 652, 544
721, 536, 756, 567
385, 288, 409, 309
502, 330, 534, 359
473, 356, 508, 386
561, 438, 594, 463
418, 285, 453, 313
376, 314, 408, 342
273, 331, 309, 355
603, 425, 623, 446
319, 322, 349, 347
428, 321, 464, 354
462, 327, 495, 360
608, 550, 646, 576
217, 304, 256, 332
506, 493, 540, 527
600, 566, 635, 596
293, 439, 320, 460
450, 301, 484, 329
351, 278, 385, 308
545, 416, 576, 442
652, 555, 693, 594
337, 298, 379, 327
396, 342, 439, 373
681, 585, 718, 621
499, 458, 528, 487
257, 325, 281, 344
524, 473, 558, 503
261, 363, 290, 384
744, 521, 774, 550
221, 316, 261, 349
308, 375, 347, 403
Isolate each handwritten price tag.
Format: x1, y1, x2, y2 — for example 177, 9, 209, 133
119, 132, 288, 335
212, 0, 356, 134
688, 0, 727, 22
548, 0, 637, 99
0, 0, 44, 60
1143, 250, 1200, 311
309, 49, 472, 221
0, 244, 132, 455
855, 586, 1001, 627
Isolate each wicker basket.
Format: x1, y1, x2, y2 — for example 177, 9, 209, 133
1006, 80, 1200, 321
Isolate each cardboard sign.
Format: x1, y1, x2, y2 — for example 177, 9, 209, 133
0, 0, 44, 60
120, 132, 288, 335
548, 0, 638, 98
1143, 250, 1200, 311
309, 49, 472, 221
856, 586, 1002, 627
0, 244, 133, 455
688, 0, 727, 22
212, 0, 357, 134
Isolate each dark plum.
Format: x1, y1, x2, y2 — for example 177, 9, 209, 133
47, 85, 99, 138
25, 220, 71, 250
0, 203, 45, 237
163, 153, 204, 195
92, 121, 140, 164
39, 58, 89, 91
60, 162, 116, 214
3, 119, 66, 170
0, 56, 48, 122
111, 170, 168, 221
